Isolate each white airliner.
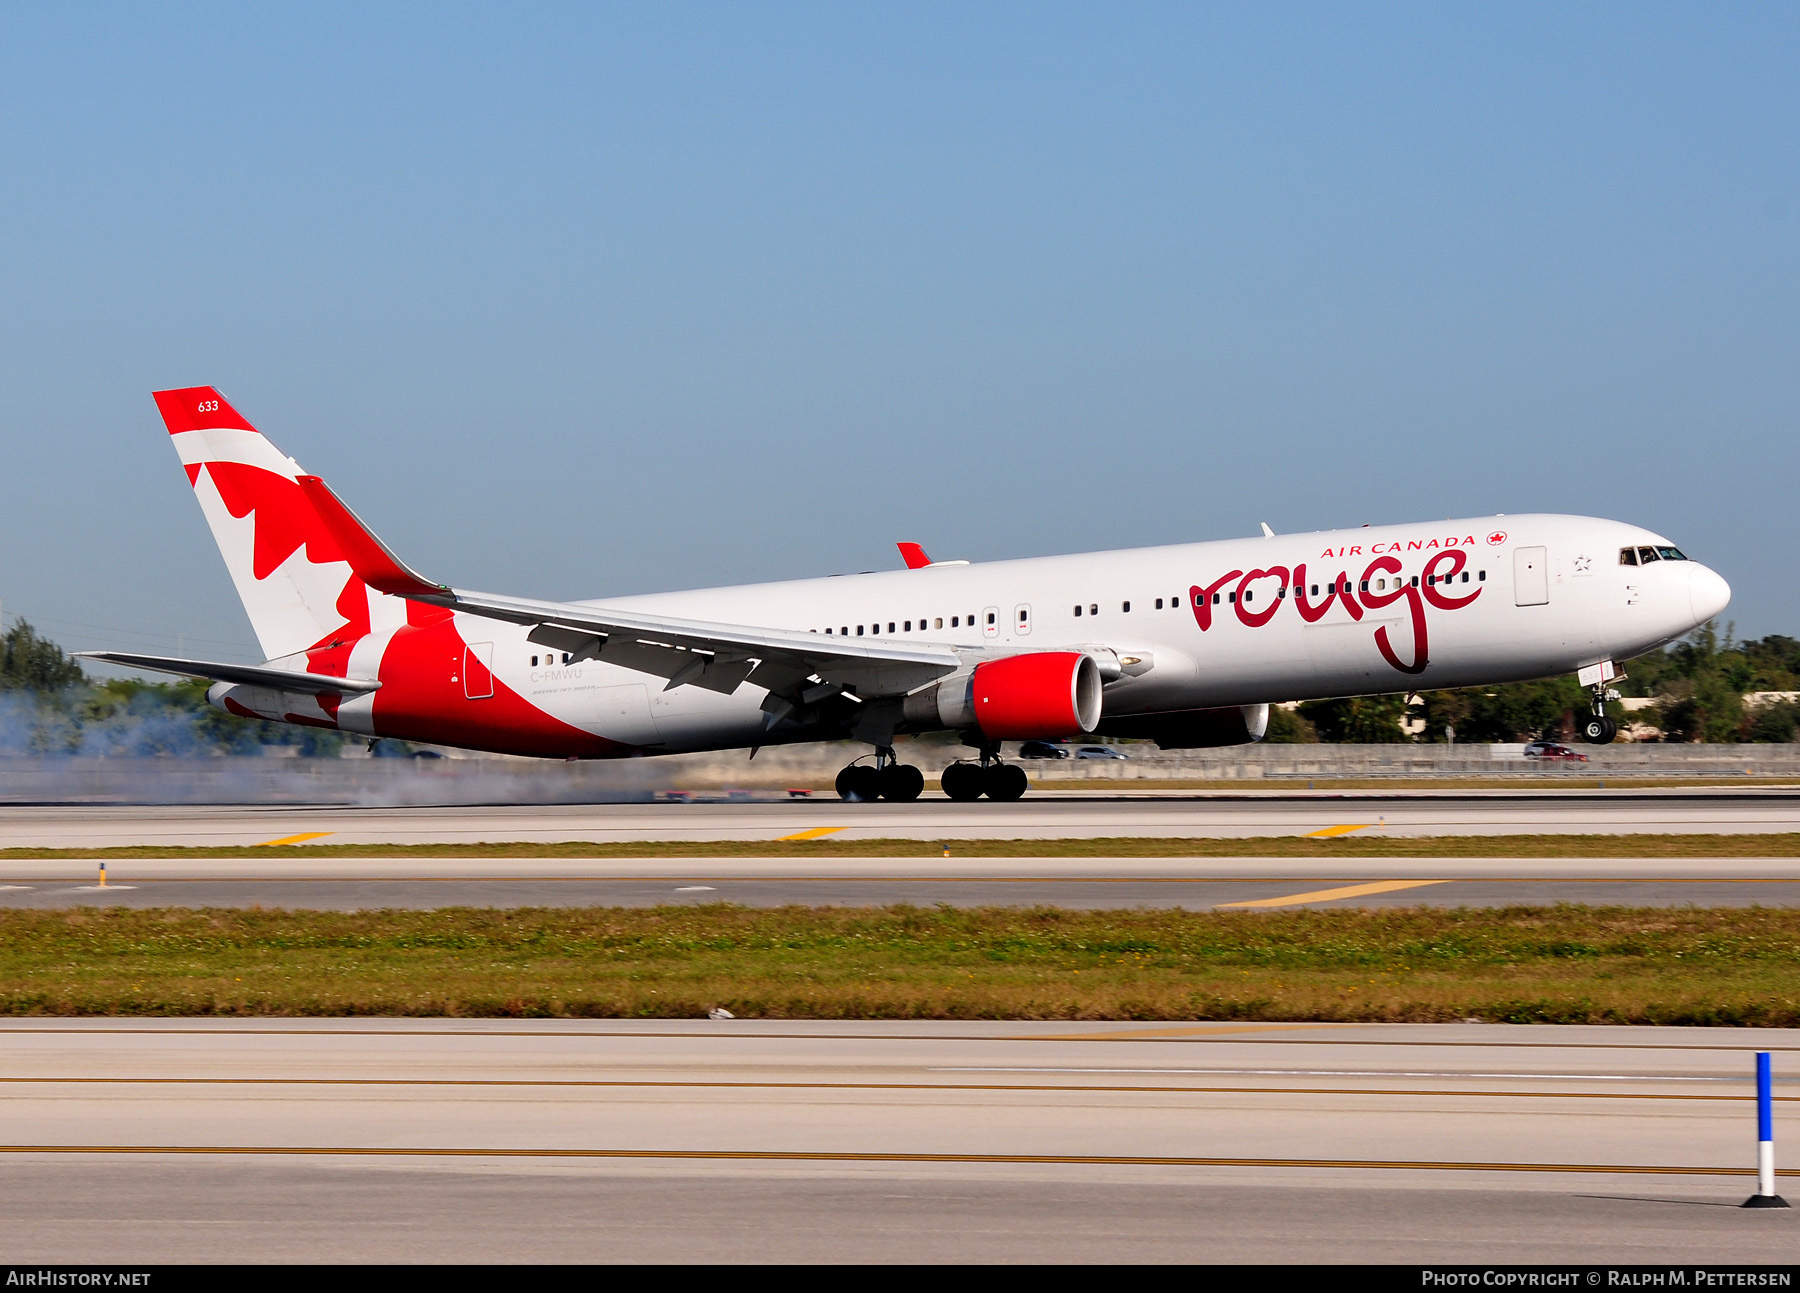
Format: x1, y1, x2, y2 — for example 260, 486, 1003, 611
82, 387, 1731, 801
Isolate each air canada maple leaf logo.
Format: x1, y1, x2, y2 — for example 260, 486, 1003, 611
1486, 531, 1507, 546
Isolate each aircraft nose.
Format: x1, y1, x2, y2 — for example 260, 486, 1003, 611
1689, 563, 1731, 625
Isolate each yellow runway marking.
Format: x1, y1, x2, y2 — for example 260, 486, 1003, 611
0, 1144, 1776, 1177
777, 827, 846, 841
255, 833, 333, 847
1219, 880, 1449, 908
1305, 823, 1374, 838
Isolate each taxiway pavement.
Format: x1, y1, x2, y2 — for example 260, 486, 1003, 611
0, 1020, 1792, 1263
6, 854, 1800, 908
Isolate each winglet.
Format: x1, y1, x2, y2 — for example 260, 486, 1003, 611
897, 542, 931, 570
295, 476, 450, 599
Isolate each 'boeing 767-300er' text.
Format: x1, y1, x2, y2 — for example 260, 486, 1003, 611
82, 387, 1732, 801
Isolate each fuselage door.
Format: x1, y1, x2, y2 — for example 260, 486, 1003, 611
1514, 547, 1549, 606
462, 642, 495, 698
983, 606, 1000, 639
1013, 604, 1032, 636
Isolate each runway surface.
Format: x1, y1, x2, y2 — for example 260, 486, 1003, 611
0, 1020, 1792, 1263
5, 790, 1795, 908
3, 787, 1799, 850
8, 854, 1800, 908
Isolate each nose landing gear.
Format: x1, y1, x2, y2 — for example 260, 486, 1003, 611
835, 747, 925, 802
1580, 680, 1621, 745
1580, 713, 1618, 744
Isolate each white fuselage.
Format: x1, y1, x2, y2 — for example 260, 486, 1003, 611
444, 513, 1726, 754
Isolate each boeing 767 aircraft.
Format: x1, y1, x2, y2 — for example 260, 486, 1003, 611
81, 387, 1731, 801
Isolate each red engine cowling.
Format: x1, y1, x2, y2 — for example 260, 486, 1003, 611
969, 651, 1103, 739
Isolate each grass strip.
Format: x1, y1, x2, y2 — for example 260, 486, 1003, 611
6, 904, 1800, 1025
5, 833, 1800, 860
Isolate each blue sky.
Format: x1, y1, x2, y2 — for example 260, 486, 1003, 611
1, 3, 1795, 662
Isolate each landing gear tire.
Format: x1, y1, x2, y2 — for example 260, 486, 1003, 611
984, 763, 1028, 802
941, 762, 985, 802
878, 764, 925, 802
1580, 715, 1618, 745
835, 764, 882, 802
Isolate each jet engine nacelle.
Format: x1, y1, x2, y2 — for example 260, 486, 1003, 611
905, 651, 1103, 739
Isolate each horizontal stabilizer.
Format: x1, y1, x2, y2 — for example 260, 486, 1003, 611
75, 652, 381, 696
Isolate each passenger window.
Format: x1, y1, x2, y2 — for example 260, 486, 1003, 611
530, 655, 539, 666
986, 612, 995, 626
562, 653, 571, 663
888, 622, 896, 633
856, 625, 864, 636
950, 616, 959, 628
1073, 605, 1082, 617
1461, 572, 1470, 583
1619, 547, 1638, 566
1155, 598, 1164, 610
904, 620, 912, 632
1121, 601, 1130, 613
840, 626, 848, 635
1478, 571, 1486, 581
1089, 603, 1098, 615
1213, 593, 1222, 605
1310, 585, 1318, 596
933, 617, 943, 629
1638, 546, 1660, 563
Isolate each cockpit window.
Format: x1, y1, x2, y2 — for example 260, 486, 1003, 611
1619, 547, 1638, 566
1637, 546, 1660, 564
1655, 546, 1687, 561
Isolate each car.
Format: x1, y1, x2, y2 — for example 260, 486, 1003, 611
1523, 741, 1589, 762
1017, 740, 1071, 760
1073, 745, 1129, 760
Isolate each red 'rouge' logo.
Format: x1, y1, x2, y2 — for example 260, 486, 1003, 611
1486, 531, 1507, 546
1189, 550, 1482, 677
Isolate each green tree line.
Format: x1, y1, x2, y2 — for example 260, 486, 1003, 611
3, 615, 1794, 752
1262, 622, 1798, 744
0, 619, 349, 756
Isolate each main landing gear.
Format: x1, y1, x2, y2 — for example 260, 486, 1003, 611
940, 743, 1027, 802
835, 747, 925, 802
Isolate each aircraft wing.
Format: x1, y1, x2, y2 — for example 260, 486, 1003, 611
75, 652, 382, 696
295, 476, 966, 714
